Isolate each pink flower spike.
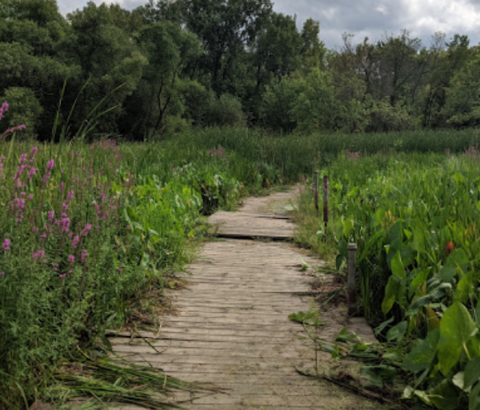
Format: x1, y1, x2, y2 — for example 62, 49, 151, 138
59, 182, 65, 192
126, 225, 130, 231
32, 227, 38, 233
40, 234, 47, 241
31, 147, 38, 157
81, 224, 92, 236
72, 236, 80, 248
59, 273, 66, 279
81, 250, 87, 263
61, 217, 71, 232
0, 272, 4, 276
68, 255, 75, 264
47, 159, 54, 171
2, 238, 11, 251
37, 250, 45, 259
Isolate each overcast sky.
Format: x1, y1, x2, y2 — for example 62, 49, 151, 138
56, 0, 480, 49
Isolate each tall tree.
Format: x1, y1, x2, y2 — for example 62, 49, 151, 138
181, 0, 272, 95
123, 21, 201, 138
64, 2, 147, 134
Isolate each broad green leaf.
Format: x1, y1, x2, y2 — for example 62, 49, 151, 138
360, 365, 397, 388
454, 172, 466, 185
382, 276, 401, 315
375, 317, 394, 336
412, 228, 425, 253
409, 268, 430, 298
413, 389, 432, 406
471, 381, 480, 410
403, 330, 439, 373
455, 271, 475, 304
391, 251, 406, 279
465, 357, 480, 391
429, 379, 459, 410
438, 303, 478, 375
386, 321, 407, 343
342, 217, 353, 238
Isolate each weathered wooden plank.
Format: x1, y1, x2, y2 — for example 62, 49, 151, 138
109, 192, 379, 410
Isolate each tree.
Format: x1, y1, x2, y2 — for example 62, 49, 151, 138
0, 0, 78, 139
300, 19, 326, 70
181, 0, 272, 95
374, 30, 425, 106
123, 21, 201, 138
64, 2, 147, 134
290, 68, 338, 133
441, 49, 480, 128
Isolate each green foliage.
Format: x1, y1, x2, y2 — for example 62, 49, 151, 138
290, 69, 337, 133
0, 87, 42, 138
203, 93, 245, 127
297, 151, 480, 408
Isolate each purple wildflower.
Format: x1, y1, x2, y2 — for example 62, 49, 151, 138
59, 273, 66, 279
68, 255, 75, 264
47, 159, 54, 171
40, 234, 47, 241
48, 210, 55, 222
81, 249, 87, 264
59, 182, 65, 192
72, 236, 80, 248
5, 125, 26, 134
31, 147, 38, 157
80, 224, 92, 237
61, 217, 71, 232
2, 238, 11, 251
0, 102, 8, 121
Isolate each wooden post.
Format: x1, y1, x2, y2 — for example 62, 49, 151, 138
347, 243, 357, 316
314, 170, 319, 216
323, 175, 329, 230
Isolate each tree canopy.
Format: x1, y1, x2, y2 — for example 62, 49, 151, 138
1, 0, 479, 139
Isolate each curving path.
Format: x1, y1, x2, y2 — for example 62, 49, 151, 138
111, 191, 379, 409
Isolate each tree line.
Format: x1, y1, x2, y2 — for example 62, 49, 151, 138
1, 0, 479, 140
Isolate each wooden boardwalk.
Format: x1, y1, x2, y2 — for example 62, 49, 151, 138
111, 192, 379, 410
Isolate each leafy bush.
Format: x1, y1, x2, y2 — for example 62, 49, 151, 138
203, 93, 245, 127
301, 152, 480, 408
0, 88, 42, 138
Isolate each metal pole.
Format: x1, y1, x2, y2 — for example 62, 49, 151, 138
314, 170, 319, 216
347, 243, 357, 316
323, 175, 329, 230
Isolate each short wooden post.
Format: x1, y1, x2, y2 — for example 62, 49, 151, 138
323, 175, 329, 230
314, 170, 319, 215
347, 243, 357, 316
